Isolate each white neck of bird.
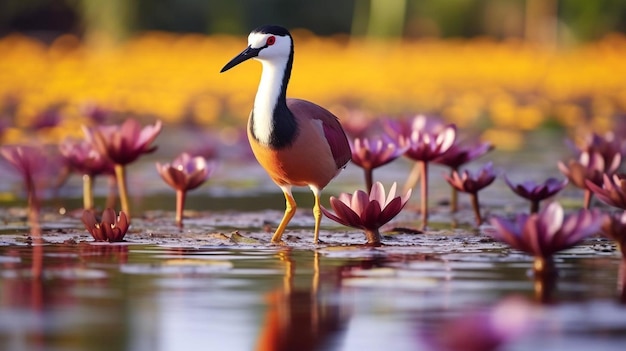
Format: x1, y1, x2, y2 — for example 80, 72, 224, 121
252, 58, 288, 145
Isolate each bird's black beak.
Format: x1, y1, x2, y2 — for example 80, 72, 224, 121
220, 46, 261, 73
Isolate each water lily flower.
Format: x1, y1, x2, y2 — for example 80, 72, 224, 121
489, 202, 603, 275
80, 102, 112, 124
83, 118, 162, 217
601, 211, 626, 256
338, 108, 376, 138
434, 140, 494, 212
350, 134, 408, 192
59, 138, 115, 209
504, 176, 568, 213
156, 152, 215, 227
321, 182, 411, 245
81, 208, 130, 242
585, 173, 626, 210
31, 105, 62, 130
398, 115, 457, 229
0, 145, 54, 228
558, 150, 620, 208
567, 132, 624, 165
444, 162, 496, 225
421, 297, 531, 351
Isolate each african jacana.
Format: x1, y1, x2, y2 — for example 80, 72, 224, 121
220, 25, 351, 244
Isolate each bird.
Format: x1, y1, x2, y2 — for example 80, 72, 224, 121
220, 25, 351, 244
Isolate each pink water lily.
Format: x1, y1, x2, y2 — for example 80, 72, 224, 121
444, 162, 496, 225
59, 138, 115, 209
83, 118, 162, 217
585, 173, 626, 210
434, 140, 494, 170
322, 182, 411, 245
489, 202, 603, 274
558, 149, 621, 209
567, 132, 623, 164
156, 152, 215, 227
59, 138, 114, 176
434, 140, 494, 212
82, 208, 130, 242
0, 145, 56, 227
350, 134, 408, 192
83, 118, 162, 166
421, 297, 531, 351
394, 115, 456, 229
504, 176, 568, 213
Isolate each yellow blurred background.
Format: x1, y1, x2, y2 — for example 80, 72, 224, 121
2, 31, 625, 150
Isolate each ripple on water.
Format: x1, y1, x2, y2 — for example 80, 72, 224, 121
120, 259, 233, 275
0, 268, 108, 280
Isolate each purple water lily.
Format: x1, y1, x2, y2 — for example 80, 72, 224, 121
83, 118, 162, 217
350, 134, 408, 192
489, 202, 603, 274
81, 208, 130, 242
444, 162, 496, 225
321, 182, 411, 246
504, 176, 568, 213
156, 152, 215, 227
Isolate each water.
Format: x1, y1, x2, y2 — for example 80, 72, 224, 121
0, 241, 625, 351
1, 129, 626, 350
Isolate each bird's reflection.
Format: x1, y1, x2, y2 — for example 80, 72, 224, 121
255, 249, 346, 351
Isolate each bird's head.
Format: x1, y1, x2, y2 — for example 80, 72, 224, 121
220, 25, 292, 73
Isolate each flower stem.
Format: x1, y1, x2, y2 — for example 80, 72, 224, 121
82, 174, 94, 210
470, 192, 482, 226
364, 168, 373, 193
176, 189, 186, 228
450, 169, 458, 213
450, 187, 458, 213
583, 189, 593, 209
530, 200, 539, 214
364, 228, 382, 246
106, 175, 117, 209
403, 162, 422, 194
420, 161, 428, 230
114, 164, 130, 218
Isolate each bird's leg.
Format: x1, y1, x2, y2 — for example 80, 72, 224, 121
310, 185, 322, 244
272, 186, 296, 243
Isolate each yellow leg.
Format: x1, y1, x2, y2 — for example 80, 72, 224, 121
310, 185, 322, 244
271, 186, 296, 243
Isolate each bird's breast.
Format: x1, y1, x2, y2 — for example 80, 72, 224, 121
247, 113, 339, 188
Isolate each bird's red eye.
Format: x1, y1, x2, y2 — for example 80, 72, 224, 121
266, 36, 276, 46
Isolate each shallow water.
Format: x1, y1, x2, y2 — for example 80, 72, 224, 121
0, 240, 625, 351
2, 129, 626, 350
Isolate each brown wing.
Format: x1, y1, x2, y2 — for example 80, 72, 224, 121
287, 98, 351, 170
